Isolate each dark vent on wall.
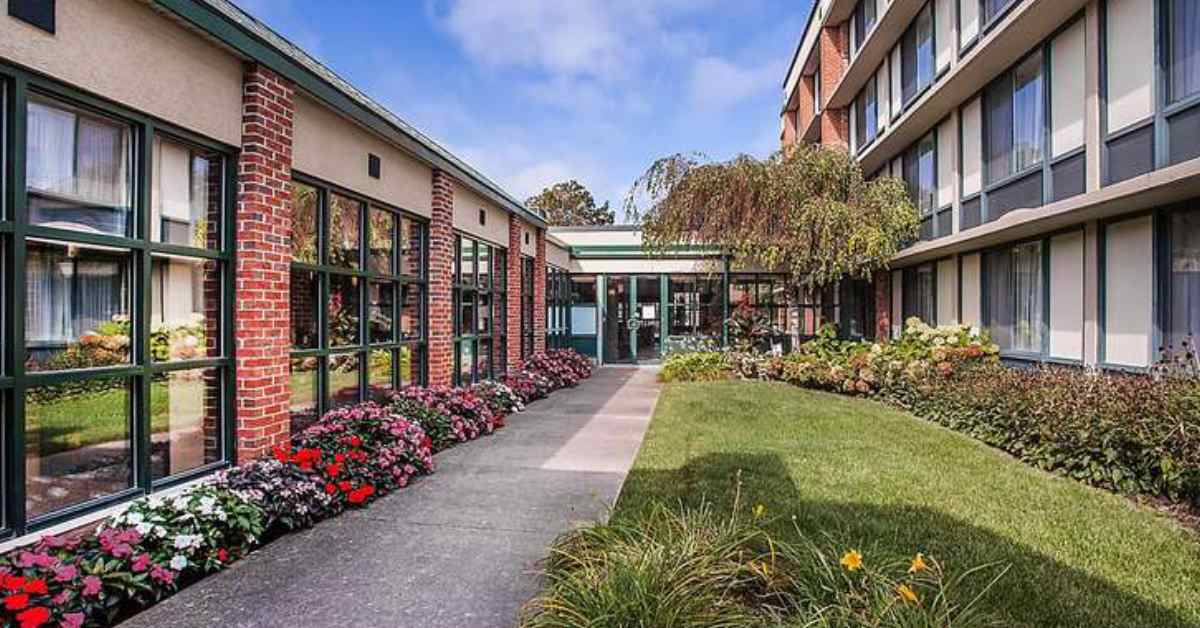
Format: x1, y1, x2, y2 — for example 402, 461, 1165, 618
960, 197, 981, 230
987, 170, 1042, 220
9, 0, 55, 33
1106, 124, 1154, 184
1051, 153, 1085, 203
1168, 106, 1200, 166
524, 231, 530, 245
367, 153, 381, 179
478, 209, 486, 226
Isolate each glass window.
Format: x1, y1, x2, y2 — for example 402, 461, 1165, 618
25, 240, 131, 371
902, 264, 936, 324
290, 269, 319, 349
900, 4, 934, 106
903, 132, 936, 216
667, 275, 723, 339
986, 51, 1044, 184
368, 282, 395, 344
27, 96, 132, 237
150, 367, 222, 480
289, 356, 320, 432
330, 193, 362, 269
1169, 0, 1200, 104
986, 241, 1044, 353
400, 216, 422, 276
401, 283, 423, 341
855, 77, 878, 151
983, 0, 1016, 25
854, 0, 877, 52
328, 353, 360, 409
1167, 208, 1200, 351
329, 274, 361, 347
368, 349, 394, 402
150, 255, 218, 362
368, 208, 395, 275
291, 182, 319, 264
152, 136, 222, 249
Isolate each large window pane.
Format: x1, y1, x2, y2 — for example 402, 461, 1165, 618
150, 368, 222, 481
1012, 52, 1044, 173
401, 217, 422, 276
291, 182, 319, 264
986, 242, 1044, 353
458, 340, 475, 383
401, 283, 424, 341
291, 269, 319, 349
368, 208, 395, 275
915, 6, 934, 90
329, 353, 360, 408
26, 241, 131, 371
329, 193, 361, 269
289, 357, 319, 432
27, 97, 132, 237
1170, 0, 1200, 104
329, 274, 361, 347
368, 282, 396, 344
368, 349, 394, 402
458, 289, 475, 337
478, 293, 492, 335
459, 238, 476, 284
152, 136, 222, 249
1168, 208, 1200, 350
399, 345, 419, 386
478, 243, 491, 289
150, 255, 218, 362
985, 75, 1015, 184
26, 379, 132, 519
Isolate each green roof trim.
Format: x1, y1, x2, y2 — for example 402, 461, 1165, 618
154, 0, 547, 227
569, 244, 724, 259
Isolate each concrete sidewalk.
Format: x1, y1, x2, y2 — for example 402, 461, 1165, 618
121, 367, 660, 628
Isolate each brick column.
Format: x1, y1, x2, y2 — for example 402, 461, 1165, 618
533, 228, 547, 353
873, 270, 891, 342
234, 64, 294, 462
819, 24, 849, 148
428, 170, 455, 387
506, 215, 524, 371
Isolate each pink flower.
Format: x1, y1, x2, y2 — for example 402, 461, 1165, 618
149, 565, 175, 586
80, 576, 102, 597
60, 612, 85, 628
51, 591, 69, 606
52, 565, 76, 583
131, 554, 151, 573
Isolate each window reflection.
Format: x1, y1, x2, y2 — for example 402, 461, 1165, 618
151, 254, 219, 362
152, 136, 222, 249
150, 368, 222, 480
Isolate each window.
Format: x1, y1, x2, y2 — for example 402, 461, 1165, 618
453, 236, 505, 384
855, 77, 879, 152
521, 257, 535, 358
899, 4, 934, 107
729, 274, 789, 333
546, 267, 570, 349
667, 276, 724, 340
813, 68, 822, 115
289, 179, 427, 429
903, 132, 936, 238
982, 0, 1016, 26
1168, 0, 1200, 104
985, 241, 1044, 354
985, 51, 1044, 184
1166, 207, 1200, 353
902, 263, 936, 323
853, 0, 877, 53
15, 88, 233, 530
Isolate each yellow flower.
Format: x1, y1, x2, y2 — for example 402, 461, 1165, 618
753, 504, 766, 519
897, 583, 920, 605
840, 549, 863, 572
908, 553, 928, 574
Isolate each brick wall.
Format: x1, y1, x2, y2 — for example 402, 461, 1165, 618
873, 270, 891, 341
506, 215, 524, 371
819, 24, 849, 148
533, 228, 547, 353
233, 64, 294, 462
428, 170, 455, 386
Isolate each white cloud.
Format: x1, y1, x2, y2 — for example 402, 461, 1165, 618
688, 56, 782, 111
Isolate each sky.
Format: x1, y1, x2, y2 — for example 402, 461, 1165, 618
233, 0, 812, 221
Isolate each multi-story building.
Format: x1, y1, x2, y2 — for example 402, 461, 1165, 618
0, 0, 578, 540
782, 0, 1199, 370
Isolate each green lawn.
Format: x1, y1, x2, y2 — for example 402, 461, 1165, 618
615, 381, 1200, 628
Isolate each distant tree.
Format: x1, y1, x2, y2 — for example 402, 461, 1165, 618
526, 180, 616, 226
625, 145, 918, 289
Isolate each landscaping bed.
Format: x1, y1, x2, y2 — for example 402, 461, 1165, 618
0, 349, 593, 628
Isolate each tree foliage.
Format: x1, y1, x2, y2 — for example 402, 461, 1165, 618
526, 180, 616, 226
625, 145, 918, 288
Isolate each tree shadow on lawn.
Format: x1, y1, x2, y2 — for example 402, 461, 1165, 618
615, 452, 1198, 628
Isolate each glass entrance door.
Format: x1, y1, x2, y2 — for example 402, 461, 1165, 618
603, 276, 633, 363
634, 275, 662, 363
602, 275, 662, 364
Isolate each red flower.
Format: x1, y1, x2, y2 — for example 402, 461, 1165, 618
5, 593, 29, 610
324, 483, 337, 495
272, 444, 290, 463
217, 549, 229, 562
21, 579, 47, 595
15, 606, 49, 628
337, 481, 352, 493
2, 576, 25, 592
324, 463, 341, 479
349, 435, 362, 447
334, 453, 346, 463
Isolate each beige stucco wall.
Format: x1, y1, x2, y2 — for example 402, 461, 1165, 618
1049, 230, 1085, 360
292, 94, 433, 217
960, 252, 981, 326
550, 229, 642, 247
936, 257, 957, 325
519, 219, 538, 258
452, 181, 508, 246
546, 239, 571, 269
570, 258, 721, 275
0, 0, 244, 145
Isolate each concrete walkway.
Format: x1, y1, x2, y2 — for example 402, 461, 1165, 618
121, 367, 660, 628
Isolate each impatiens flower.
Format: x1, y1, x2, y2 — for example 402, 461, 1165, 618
15, 606, 50, 628
337, 481, 352, 493
149, 566, 175, 586
60, 612, 86, 628
324, 463, 341, 479
5, 593, 30, 610
908, 553, 928, 574
897, 583, 920, 605
3, 575, 27, 591
52, 565, 77, 583
324, 483, 337, 495
131, 554, 152, 573
170, 555, 188, 571
217, 549, 229, 562
840, 550, 863, 572
81, 576, 102, 597
51, 591, 69, 606
22, 579, 47, 595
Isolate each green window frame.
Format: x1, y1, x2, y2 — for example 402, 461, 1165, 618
288, 174, 428, 433
545, 266, 570, 349
453, 234, 506, 385
0, 65, 237, 536
521, 256, 535, 358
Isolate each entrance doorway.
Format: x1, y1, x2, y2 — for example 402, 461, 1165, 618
602, 275, 661, 364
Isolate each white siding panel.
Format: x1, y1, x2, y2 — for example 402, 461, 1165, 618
959, 0, 980, 48
1103, 216, 1153, 366
1049, 231, 1085, 360
1105, 0, 1155, 132
1051, 19, 1086, 157
935, 0, 954, 73
960, 253, 982, 326
890, 46, 903, 117
937, 257, 958, 325
891, 269, 903, 339
937, 118, 955, 208
961, 97, 983, 196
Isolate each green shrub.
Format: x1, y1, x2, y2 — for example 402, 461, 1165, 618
660, 351, 732, 383
522, 501, 1006, 628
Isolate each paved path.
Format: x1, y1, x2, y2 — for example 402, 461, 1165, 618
121, 367, 660, 628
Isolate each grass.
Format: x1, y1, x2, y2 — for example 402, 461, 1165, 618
614, 380, 1200, 628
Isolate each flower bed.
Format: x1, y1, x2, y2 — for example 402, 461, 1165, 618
0, 349, 595, 627
661, 321, 1200, 510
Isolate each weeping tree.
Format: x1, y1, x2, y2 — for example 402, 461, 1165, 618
626, 144, 919, 290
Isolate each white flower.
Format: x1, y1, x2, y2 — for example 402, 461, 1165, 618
172, 496, 191, 511
136, 522, 153, 536
170, 555, 188, 570
126, 511, 145, 525
154, 525, 168, 538
174, 534, 201, 550
969, 326, 980, 337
